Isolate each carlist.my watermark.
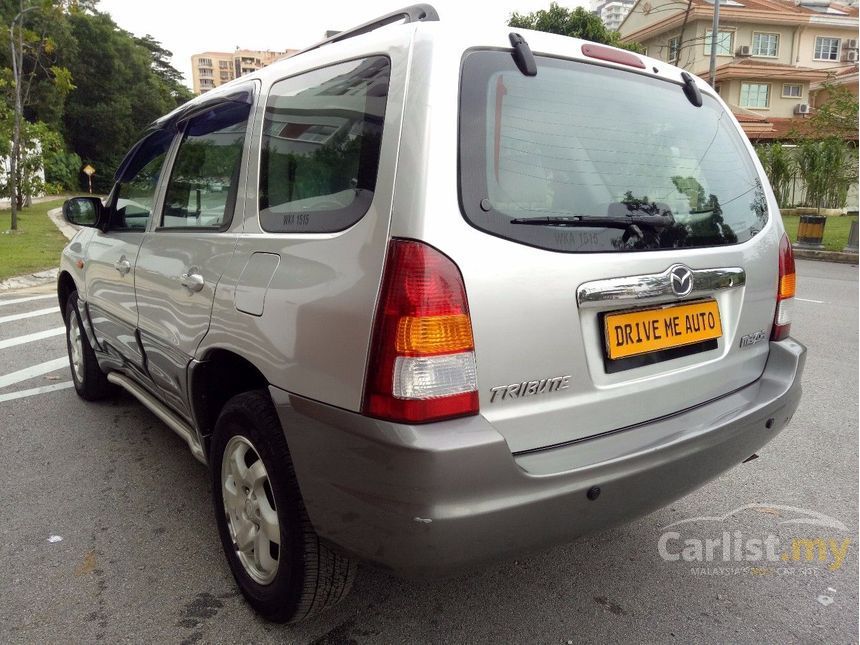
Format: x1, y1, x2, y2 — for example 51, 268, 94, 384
657, 504, 852, 576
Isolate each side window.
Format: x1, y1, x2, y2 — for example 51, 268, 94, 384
259, 56, 390, 233
161, 100, 252, 229
112, 130, 173, 231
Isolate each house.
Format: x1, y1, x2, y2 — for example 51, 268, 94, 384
618, 0, 859, 141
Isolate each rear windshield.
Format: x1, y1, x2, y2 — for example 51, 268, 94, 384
459, 51, 768, 253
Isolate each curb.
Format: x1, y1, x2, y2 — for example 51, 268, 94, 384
792, 247, 859, 265
48, 206, 80, 241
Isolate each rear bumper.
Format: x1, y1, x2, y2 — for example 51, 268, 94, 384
271, 339, 805, 576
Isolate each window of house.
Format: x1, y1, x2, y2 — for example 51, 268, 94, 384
782, 83, 803, 98
668, 36, 680, 64
751, 32, 779, 57
259, 56, 391, 233
705, 30, 734, 56
814, 36, 841, 60
740, 82, 770, 108
160, 101, 252, 229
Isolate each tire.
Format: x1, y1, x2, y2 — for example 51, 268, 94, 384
65, 291, 112, 401
210, 390, 357, 623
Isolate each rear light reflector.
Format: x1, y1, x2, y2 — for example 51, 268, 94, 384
393, 353, 478, 399
396, 314, 474, 354
364, 239, 479, 423
771, 233, 796, 341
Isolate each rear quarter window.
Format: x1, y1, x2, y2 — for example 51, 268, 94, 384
259, 56, 391, 233
459, 51, 768, 253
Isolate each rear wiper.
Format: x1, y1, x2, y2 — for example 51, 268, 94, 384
509, 215, 674, 229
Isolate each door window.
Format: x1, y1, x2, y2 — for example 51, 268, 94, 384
161, 100, 252, 229
112, 130, 173, 231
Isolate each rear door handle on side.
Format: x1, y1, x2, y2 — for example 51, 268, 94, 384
114, 257, 131, 276
180, 270, 205, 293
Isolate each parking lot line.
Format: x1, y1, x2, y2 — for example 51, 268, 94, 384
0, 357, 68, 389
0, 307, 60, 325
0, 295, 55, 308
796, 298, 825, 304
0, 327, 66, 350
0, 381, 73, 403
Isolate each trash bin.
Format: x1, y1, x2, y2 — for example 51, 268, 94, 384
844, 219, 859, 254
796, 214, 826, 250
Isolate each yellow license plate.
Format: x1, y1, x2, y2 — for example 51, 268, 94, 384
604, 300, 722, 360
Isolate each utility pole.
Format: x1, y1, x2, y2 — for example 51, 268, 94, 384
708, 0, 721, 87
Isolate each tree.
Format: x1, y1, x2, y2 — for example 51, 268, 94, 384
62, 10, 191, 192
807, 81, 859, 142
508, 2, 643, 52
795, 138, 854, 210
134, 33, 193, 104
5, 0, 74, 229
756, 143, 796, 208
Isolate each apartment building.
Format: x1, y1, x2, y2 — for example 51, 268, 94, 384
619, 0, 858, 139
191, 49, 298, 94
596, 0, 636, 30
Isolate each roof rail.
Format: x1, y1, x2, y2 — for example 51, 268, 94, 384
296, 4, 439, 56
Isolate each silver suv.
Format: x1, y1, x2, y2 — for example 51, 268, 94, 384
58, 5, 805, 623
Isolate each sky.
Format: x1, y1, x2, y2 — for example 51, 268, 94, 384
97, 0, 586, 89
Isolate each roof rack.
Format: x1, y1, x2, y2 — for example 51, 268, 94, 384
295, 4, 439, 57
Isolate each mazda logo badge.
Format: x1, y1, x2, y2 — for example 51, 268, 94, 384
670, 265, 693, 297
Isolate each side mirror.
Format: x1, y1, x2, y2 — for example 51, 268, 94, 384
62, 197, 103, 228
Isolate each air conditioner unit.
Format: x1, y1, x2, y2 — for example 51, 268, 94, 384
844, 50, 859, 63
843, 38, 857, 50
736, 45, 752, 56
794, 103, 811, 115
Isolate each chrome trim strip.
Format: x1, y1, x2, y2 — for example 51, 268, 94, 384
577, 265, 746, 308
107, 372, 207, 465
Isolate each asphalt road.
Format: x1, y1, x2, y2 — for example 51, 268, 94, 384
0, 259, 857, 644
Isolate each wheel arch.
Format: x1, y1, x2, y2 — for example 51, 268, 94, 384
57, 271, 77, 323
189, 348, 271, 453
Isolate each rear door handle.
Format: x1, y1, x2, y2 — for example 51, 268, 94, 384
180, 270, 204, 293
113, 257, 131, 276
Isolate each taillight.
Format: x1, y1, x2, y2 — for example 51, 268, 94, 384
363, 239, 479, 423
771, 233, 796, 341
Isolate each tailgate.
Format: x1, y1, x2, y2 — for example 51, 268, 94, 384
450, 47, 781, 453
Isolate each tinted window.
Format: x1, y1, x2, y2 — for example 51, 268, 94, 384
459, 51, 768, 253
113, 130, 173, 231
161, 101, 251, 229
259, 56, 390, 233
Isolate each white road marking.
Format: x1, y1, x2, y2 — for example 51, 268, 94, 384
0, 381, 73, 403
0, 357, 68, 389
796, 298, 825, 304
0, 327, 65, 350
0, 307, 60, 324
0, 295, 55, 308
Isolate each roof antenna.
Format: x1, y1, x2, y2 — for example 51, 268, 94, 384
509, 33, 537, 76
681, 72, 703, 107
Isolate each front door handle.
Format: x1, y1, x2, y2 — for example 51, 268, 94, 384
114, 257, 131, 276
180, 270, 204, 293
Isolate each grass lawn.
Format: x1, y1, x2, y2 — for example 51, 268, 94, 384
781, 214, 858, 252
0, 198, 69, 281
